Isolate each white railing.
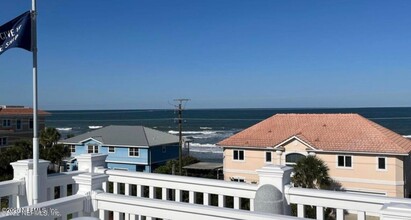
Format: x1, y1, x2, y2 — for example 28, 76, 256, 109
96, 192, 298, 220
286, 185, 411, 220
1, 155, 411, 220
45, 171, 85, 200
0, 194, 87, 220
97, 167, 257, 210
0, 180, 23, 209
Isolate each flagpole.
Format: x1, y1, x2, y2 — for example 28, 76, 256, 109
31, 0, 39, 205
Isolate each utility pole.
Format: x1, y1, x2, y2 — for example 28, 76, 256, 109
174, 98, 190, 175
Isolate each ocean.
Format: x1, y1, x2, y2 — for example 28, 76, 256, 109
47, 107, 411, 162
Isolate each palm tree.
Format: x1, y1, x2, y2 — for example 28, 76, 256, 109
291, 156, 337, 219
40, 127, 61, 148
291, 155, 331, 189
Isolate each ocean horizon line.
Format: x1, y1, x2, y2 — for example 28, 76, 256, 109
46, 106, 411, 112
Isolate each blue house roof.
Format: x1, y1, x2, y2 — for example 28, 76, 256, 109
60, 125, 179, 147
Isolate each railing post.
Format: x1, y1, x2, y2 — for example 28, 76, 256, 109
73, 154, 109, 217
11, 159, 49, 206
76, 153, 107, 173
255, 165, 293, 215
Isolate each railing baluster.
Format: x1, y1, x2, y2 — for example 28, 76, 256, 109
162, 188, 168, 200
149, 186, 154, 199
175, 189, 181, 202
47, 187, 52, 200
137, 184, 142, 197
336, 208, 344, 220
189, 191, 195, 204
125, 183, 130, 196
203, 192, 209, 206
234, 196, 240, 209
250, 198, 254, 211
102, 181, 107, 192
218, 194, 225, 207
61, 185, 67, 198
357, 211, 365, 220
113, 182, 119, 194
316, 206, 324, 220
113, 211, 121, 220
99, 209, 107, 220
8, 195, 16, 208
297, 204, 305, 218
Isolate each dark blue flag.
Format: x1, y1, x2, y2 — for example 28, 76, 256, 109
0, 11, 32, 55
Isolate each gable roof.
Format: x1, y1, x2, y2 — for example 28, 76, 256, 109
60, 125, 179, 147
218, 114, 411, 155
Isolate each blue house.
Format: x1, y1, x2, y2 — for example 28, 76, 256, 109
59, 125, 179, 172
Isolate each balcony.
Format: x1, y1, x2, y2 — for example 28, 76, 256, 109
0, 154, 410, 220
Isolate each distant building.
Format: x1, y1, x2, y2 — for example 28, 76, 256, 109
218, 113, 411, 198
59, 125, 179, 172
0, 105, 50, 148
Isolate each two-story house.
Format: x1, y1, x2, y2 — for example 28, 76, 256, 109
218, 114, 411, 198
0, 105, 49, 148
59, 125, 180, 172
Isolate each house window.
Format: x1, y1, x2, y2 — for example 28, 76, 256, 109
16, 119, 21, 130
108, 146, 115, 153
233, 150, 244, 161
88, 145, 98, 153
29, 118, 33, 129
265, 152, 272, 163
377, 157, 386, 170
337, 155, 352, 168
0, 137, 7, 146
231, 177, 245, 183
2, 119, 11, 127
70, 145, 76, 153
285, 153, 305, 165
129, 147, 139, 157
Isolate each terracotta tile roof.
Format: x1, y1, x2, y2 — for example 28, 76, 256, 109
0, 107, 50, 116
218, 114, 411, 155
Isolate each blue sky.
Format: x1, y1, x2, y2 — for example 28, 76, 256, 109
1, 0, 410, 110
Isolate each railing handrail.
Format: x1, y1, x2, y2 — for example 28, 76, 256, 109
46, 171, 86, 188
286, 185, 411, 213
96, 192, 301, 220
97, 167, 257, 197
0, 180, 23, 198
26, 194, 86, 218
